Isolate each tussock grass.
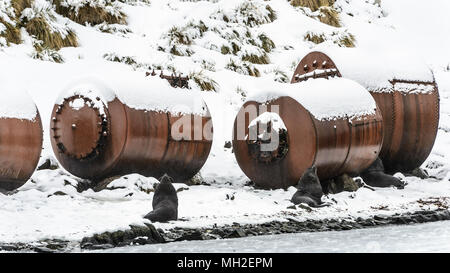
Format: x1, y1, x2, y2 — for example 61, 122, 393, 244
53, 0, 127, 26
162, 21, 208, 56
96, 22, 132, 35
189, 71, 218, 92
0, 18, 21, 45
117, 0, 151, 6
226, 59, 260, 77
265, 5, 277, 22
188, 20, 208, 35
336, 32, 355, 47
103, 53, 138, 66
25, 16, 78, 50
318, 6, 340, 27
304, 30, 355, 47
241, 53, 270, 65
304, 32, 326, 44
290, 0, 335, 11
221, 45, 231, 55
258, 33, 275, 53
169, 44, 194, 56
5, 0, 78, 50
236, 86, 247, 100
236, 2, 277, 27
271, 68, 289, 83
231, 42, 240, 54
31, 44, 64, 63
11, 0, 33, 16
166, 26, 193, 45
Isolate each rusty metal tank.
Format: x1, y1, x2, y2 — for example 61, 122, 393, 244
233, 78, 383, 189
0, 89, 43, 191
50, 79, 213, 183
292, 50, 440, 173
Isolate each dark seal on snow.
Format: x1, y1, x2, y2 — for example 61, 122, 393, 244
360, 158, 406, 189
291, 166, 323, 207
144, 174, 178, 222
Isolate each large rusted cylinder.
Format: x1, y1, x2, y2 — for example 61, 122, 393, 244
233, 78, 383, 189
292, 49, 440, 173
50, 79, 213, 183
0, 89, 43, 191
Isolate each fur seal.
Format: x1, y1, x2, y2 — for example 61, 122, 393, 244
360, 158, 406, 189
291, 166, 324, 207
144, 174, 178, 222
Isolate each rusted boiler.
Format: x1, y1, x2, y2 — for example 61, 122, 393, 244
292, 49, 440, 173
0, 88, 43, 191
50, 79, 213, 183
233, 78, 383, 189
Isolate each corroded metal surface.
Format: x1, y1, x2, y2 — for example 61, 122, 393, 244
292, 51, 440, 173
50, 96, 213, 183
146, 70, 190, 89
232, 97, 383, 189
0, 113, 43, 191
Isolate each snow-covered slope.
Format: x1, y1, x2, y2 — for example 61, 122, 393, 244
0, 0, 450, 243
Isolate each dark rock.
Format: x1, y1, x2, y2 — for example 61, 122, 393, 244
84, 243, 115, 250
224, 141, 232, 149
37, 158, 59, 171
47, 191, 68, 198
326, 174, 359, 194
0, 244, 19, 251
186, 173, 205, 186
80, 224, 164, 249
33, 247, 56, 253
225, 228, 246, 238
92, 175, 122, 192
175, 231, 205, 241
76, 179, 95, 193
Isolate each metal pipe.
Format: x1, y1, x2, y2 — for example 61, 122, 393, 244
292, 51, 439, 173
50, 85, 213, 184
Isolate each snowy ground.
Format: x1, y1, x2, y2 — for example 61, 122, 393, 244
94, 220, 450, 253
1, 0, 450, 244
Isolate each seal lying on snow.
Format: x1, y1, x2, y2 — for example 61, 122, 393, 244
360, 158, 406, 189
291, 166, 324, 207
144, 174, 178, 222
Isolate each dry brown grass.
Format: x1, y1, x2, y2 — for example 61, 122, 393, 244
258, 34, 275, 53
226, 59, 260, 77
5, 0, 78, 49
241, 53, 270, 65
336, 33, 355, 47
190, 71, 218, 92
318, 6, 340, 27
53, 0, 127, 25
304, 32, 326, 44
290, 0, 335, 12
25, 16, 78, 50
11, 0, 33, 16
0, 18, 21, 45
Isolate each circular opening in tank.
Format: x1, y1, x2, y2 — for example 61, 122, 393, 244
246, 112, 289, 164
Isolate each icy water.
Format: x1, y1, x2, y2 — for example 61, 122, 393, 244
96, 221, 450, 253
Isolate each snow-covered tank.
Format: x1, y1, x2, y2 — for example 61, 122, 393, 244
292, 49, 439, 173
50, 77, 213, 184
0, 85, 43, 191
232, 78, 383, 189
